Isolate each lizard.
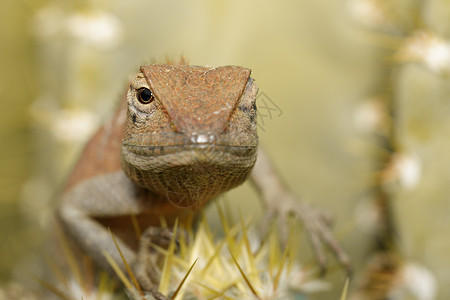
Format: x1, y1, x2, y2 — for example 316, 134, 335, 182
57, 63, 349, 297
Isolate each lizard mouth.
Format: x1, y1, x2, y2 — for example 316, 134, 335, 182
122, 143, 257, 159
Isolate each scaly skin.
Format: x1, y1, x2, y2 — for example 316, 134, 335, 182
58, 64, 349, 296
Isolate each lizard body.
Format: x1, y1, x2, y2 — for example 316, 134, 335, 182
58, 64, 348, 295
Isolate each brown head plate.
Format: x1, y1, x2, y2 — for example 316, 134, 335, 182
140, 64, 251, 134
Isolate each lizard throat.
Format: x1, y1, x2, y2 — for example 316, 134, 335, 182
120, 144, 257, 209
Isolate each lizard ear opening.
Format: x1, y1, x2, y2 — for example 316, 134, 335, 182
137, 87, 154, 104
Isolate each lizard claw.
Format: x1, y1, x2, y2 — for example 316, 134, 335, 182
298, 202, 350, 276
133, 226, 186, 294
264, 194, 351, 276
138, 288, 168, 300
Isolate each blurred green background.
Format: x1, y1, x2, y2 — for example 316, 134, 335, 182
1, 0, 450, 299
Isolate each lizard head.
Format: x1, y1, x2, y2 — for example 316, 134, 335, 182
121, 64, 259, 208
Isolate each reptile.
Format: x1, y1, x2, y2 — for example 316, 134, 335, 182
57, 63, 349, 296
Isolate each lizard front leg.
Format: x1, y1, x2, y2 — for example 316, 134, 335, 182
251, 148, 350, 275
58, 171, 153, 285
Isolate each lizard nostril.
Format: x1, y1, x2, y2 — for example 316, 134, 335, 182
190, 133, 216, 144
197, 134, 208, 143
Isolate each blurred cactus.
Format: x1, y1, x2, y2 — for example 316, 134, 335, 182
348, 0, 440, 299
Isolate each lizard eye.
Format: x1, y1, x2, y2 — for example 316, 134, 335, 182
137, 88, 154, 104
